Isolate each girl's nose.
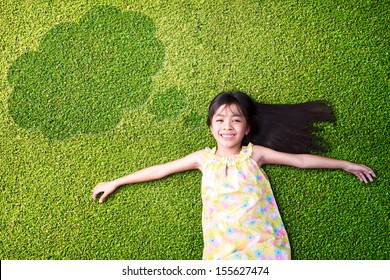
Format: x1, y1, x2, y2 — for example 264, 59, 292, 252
223, 124, 233, 130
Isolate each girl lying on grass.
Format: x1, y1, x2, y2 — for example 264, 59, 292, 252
92, 91, 375, 260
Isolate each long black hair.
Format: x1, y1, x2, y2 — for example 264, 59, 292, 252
207, 91, 335, 154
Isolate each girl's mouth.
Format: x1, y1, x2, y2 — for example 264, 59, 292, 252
221, 134, 235, 139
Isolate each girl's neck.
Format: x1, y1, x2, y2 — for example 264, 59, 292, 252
215, 144, 242, 157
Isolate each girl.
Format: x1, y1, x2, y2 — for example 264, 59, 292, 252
92, 91, 376, 260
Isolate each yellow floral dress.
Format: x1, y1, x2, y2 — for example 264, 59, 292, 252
201, 143, 291, 260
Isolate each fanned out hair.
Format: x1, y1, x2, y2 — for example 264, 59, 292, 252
206, 91, 335, 154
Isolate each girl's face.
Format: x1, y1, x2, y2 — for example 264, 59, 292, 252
210, 103, 250, 151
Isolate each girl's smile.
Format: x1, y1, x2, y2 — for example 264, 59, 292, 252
220, 134, 236, 138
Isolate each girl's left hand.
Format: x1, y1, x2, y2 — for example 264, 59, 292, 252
344, 162, 376, 183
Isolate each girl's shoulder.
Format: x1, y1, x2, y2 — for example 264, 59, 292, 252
185, 149, 208, 172
188, 149, 207, 162
251, 144, 264, 163
251, 144, 279, 167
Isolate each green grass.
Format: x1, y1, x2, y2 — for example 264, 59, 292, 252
1, 0, 388, 260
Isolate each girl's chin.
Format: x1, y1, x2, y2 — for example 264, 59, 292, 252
216, 139, 242, 148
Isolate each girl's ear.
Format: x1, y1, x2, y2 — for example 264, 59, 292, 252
245, 126, 250, 135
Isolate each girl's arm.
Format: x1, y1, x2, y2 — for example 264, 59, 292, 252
92, 150, 204, 203
253, 145, 376, 183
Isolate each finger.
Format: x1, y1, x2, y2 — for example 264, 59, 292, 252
365, 172, 374, 182
92, 183, 104, 201
358, 170, 374, 183
99, 193, 107, 204
92, 186, 101, 201
357, 172, 367, 183
92, 190, 97, 201
359, 165, 376, 177
364, 167, 376, 178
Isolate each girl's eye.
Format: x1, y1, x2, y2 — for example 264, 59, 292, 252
233, 119, 241, 123
215, 119, 223, 122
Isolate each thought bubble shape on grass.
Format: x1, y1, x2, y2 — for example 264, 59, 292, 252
8, 6, 164, 140
149, 89, 188, 121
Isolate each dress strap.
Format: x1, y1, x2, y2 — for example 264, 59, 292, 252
242, 143, 253, 156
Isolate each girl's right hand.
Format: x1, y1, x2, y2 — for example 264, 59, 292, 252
92, 181, 118, 203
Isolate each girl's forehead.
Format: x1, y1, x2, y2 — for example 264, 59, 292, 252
214, 103, 243, 116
